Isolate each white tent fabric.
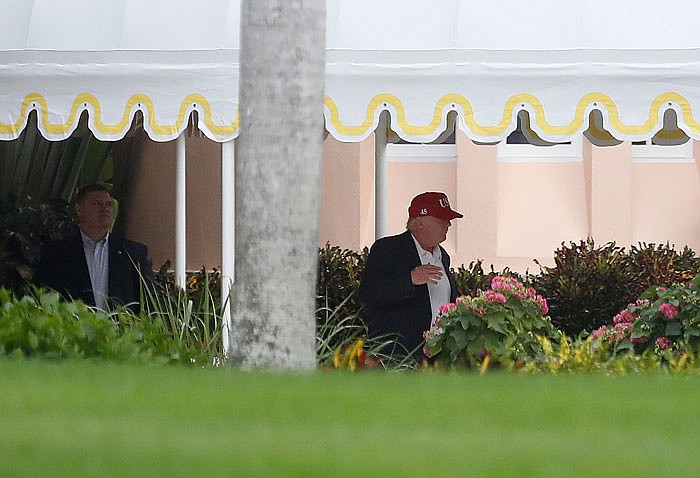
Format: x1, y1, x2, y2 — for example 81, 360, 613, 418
2, 0, 700, 143
327, 0, 700, 144
0, 0, 240, 142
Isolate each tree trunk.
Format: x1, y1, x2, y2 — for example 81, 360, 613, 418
229, 0, 325, 370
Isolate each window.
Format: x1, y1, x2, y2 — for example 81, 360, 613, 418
631, 139, 693, 163
497, 114, 582, 163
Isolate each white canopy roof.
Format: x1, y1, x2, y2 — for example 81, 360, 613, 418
2, 0, 700, 144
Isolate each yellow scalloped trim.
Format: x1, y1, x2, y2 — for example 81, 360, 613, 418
324, 92, 700, 139
0, 93, 239, 138
3, 91, 697, 141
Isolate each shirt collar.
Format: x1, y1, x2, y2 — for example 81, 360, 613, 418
410, 233, 440, 260
80, 230, 110, 246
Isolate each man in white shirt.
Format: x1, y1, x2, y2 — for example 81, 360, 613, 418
35, 184, 154, 312
359, 192, 463, 358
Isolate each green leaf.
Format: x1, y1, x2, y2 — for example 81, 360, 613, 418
685, 327, 700, 338
450, 326, 468, 349
665, 321, 682, 337
615, 338, 633, 351
37, 143, 65, 200
486, 314, 508, 335
630, 328, 648, 340
457, 312, 479, 330
12, 125, 39, 196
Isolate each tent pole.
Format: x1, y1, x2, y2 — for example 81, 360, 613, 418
175, 134, 187, 289
375, 111, 389, 239
221, 140, 235, 356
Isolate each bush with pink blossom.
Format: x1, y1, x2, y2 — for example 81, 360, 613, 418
423, 275, 560, 368
591, 274, 700, 356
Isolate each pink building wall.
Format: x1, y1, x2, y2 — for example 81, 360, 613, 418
124, 134, 700, 274
632, 163, 700, 244
124, 137, 221, 271
318, 133, 700, 272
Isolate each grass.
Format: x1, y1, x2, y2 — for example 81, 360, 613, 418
2, 361, 700, 477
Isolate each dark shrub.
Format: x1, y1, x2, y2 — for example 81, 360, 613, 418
316, 243, 367, 316
0, 195, 77, 294
452, 259, 528, 298
532, 239, 636, 337
626, 242, 700, 293
153, 261, 222, 305
316, 244, 368, 349
533, 239, 700, 338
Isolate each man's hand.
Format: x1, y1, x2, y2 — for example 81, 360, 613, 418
411, 264, 443, 285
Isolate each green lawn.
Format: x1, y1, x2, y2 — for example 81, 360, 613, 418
1, 360, 698, 478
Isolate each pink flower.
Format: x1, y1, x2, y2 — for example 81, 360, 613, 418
490, 276, 522, 293
658, 303, 678, 319
483, 290, 507, 305
613, 309, 636, 325
591, 325, 608, 340
471, 305, 487, 317
655, 337, 671, 350
536, 296, 548, 315
439, 302, 456, 315
609, 323, 632, 343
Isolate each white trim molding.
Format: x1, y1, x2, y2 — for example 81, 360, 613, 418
631, 140, 694, 163
386, 144, 457, 163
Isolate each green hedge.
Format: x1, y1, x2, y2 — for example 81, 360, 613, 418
0, 287, 219, 365
532, 239, 700, 337
318, 240, 700, 340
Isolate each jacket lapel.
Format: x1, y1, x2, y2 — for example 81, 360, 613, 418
400, 230, 422, 269
69, 234, 94, 304
108, 236, 125, 298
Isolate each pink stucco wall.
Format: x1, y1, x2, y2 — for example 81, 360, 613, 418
124, 136, 221, 271
496, 161, 588, 262
631, 163, 700, 246
320, 133, 700, 272
125, 134, 700, 274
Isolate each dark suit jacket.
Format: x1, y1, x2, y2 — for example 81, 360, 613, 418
34, 233, 154, 312
358, 230, 458, 356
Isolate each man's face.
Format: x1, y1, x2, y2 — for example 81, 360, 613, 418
420, 215, 451, 249
76, 191, 114, 231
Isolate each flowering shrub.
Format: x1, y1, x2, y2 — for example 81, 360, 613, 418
591, 274, 700, 356
332, 338, 367, 372
423, 276, 559, 368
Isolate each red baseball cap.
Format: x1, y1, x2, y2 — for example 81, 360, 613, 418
408, 192, 463, 221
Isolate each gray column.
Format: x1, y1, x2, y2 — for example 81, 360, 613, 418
230, 0, 325, 370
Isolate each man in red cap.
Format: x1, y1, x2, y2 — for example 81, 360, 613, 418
359, 191, 463, 359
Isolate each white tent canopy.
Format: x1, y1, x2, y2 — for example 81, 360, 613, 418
0, 0, 240, 142
3, 0, 700, 144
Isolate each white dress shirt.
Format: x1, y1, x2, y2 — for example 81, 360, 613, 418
81, 231, 109, 311
411, 234, 450, 320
